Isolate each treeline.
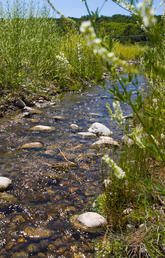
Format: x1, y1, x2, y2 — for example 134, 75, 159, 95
60, 14, 163, 43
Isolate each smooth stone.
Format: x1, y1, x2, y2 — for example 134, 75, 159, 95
23, 227, 52, 239
88, 122, 113, 136
77, 132, 97, 138
0, 177, 12, 191
14, 99, 26, 108
70, 124, 79, 130
30, 125, 55, 131
21, 142, 43, 149
52, 115, 64, 120
78, 212, 107, 228
71, 212, 107, 233
91, 136, 119, 148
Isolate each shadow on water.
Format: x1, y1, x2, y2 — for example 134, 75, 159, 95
0, 76, 145, 257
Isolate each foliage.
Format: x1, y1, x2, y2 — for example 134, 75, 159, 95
0, 1, 103, 98
114, 42, 145, 60
80, 0, 165, 257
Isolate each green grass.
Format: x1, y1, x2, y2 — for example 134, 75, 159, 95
93, 83, 165, 257
114, 42, 146, 60
0, 1, 103, 99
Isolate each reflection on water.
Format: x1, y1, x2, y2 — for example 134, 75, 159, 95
0, 78, 144, 257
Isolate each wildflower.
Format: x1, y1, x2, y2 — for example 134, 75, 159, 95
107, 100, 125, 126
80, 21, 95, 35
131, 126, 145, 148
102, 154, 126, 179
137, 0, 156, 27
80, 20, 128, 70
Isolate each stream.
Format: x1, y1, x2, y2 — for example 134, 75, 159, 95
0, 77, 144, 257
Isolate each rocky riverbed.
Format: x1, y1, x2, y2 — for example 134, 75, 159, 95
0, 78, 142, 257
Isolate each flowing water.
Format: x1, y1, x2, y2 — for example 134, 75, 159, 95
0, 77, 145, 257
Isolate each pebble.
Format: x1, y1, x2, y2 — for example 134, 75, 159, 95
21, 142, 43, 149
70, 124, 79, 130
52, 115, 64, 120
77, 132, 96, 138
29, 125, 55, 131
0, 177, 12, 191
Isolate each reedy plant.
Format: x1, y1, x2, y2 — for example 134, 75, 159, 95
0, 0, 103, 96
80, 1, 165, 255
80, 0, 165, 168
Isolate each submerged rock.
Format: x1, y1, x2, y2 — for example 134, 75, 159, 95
29, 125, 55, 132
0, 192, 17, 203
71, 212, 107, 233
23, 227, 52, 239
70, 124, 79, 130
52, 115, 64, 120
91, 136, 119, 148
21, 142, 43, 149
88, 122, 113, 136
77, 132, 97, 138
0, 177, 12, 191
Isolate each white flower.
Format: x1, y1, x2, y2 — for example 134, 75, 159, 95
108, 52, 115, 58
137, 0, 156, 27
102, 155, 126, 179
143, 16, 150, 27
93, 38, 101, 44
80, 20, 92, 33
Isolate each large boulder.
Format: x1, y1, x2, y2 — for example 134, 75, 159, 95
88, 122, 113, 136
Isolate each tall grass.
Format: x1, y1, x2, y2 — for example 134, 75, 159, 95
0, 0, 103, 96
114, 42, 146, 60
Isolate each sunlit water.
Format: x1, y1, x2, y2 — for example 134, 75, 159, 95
0, 77, 145, 257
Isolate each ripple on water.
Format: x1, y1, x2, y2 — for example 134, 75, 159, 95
0, 80, 138, 256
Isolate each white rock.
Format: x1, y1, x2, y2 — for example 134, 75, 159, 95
91, 136, 119, 148
78, 212, 106, 228
88, 122, 113, 136
77, 132, 97, 138
70, 124, 79, 130
30, 125, 55, 131
0, 177, 12, 191
21, 142, 43, 149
